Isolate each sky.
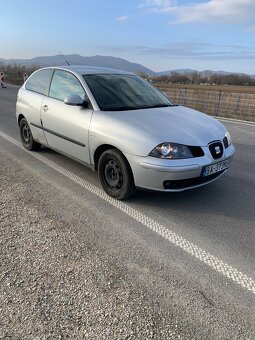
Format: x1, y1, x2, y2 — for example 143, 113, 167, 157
1, 0, 255, 74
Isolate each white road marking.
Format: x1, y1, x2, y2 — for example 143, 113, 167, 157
1, 130, 255, 295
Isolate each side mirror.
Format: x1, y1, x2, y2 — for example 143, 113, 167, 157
64, 95, 89, 108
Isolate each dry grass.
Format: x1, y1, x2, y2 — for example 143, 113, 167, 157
155, 83, 255, 95
155, 84, 255, 122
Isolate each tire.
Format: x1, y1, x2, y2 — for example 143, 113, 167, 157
98, 148, 136, 200
19, 118, 41, 151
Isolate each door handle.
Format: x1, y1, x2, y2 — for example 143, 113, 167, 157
42, 105, 49, 112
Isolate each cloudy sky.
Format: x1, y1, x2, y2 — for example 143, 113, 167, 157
1, 0, 255, 73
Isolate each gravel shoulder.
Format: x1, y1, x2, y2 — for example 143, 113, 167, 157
0, 149, 180, 339
0, 146, 254, 340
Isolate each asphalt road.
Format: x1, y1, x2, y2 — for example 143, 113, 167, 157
0, 85, 255, 339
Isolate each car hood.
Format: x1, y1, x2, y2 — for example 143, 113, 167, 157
112, 105, 226, 147
91, 105, 227, 157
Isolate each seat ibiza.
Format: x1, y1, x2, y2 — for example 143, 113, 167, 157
16, 66, 235, 199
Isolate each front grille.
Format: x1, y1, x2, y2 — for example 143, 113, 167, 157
188, 146, 204, 158
163, 170, 225, 190
209, 141, 223, 159
223, 136, 229, 149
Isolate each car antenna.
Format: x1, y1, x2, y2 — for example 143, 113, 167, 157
59, 51, 70, 66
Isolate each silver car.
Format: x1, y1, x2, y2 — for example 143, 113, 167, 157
16, 66, 235, 199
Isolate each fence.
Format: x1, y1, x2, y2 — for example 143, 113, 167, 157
156, 86, 255, 122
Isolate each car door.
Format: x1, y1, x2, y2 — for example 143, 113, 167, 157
40, 69, 93, 164
19, 68, 54, 146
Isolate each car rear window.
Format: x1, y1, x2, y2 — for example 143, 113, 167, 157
25, 69, 53, 95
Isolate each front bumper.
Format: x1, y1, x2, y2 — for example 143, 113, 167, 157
125, 144, 235, 192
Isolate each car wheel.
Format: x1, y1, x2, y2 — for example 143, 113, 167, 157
19, 118, 41, 151
98, 148, 136, 200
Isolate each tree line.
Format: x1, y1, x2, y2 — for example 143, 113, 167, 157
139, 71, 255, 86
0, 64, 40, 85
1, 64, 255, 86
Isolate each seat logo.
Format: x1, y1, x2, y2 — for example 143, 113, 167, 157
215, 146, 221, 154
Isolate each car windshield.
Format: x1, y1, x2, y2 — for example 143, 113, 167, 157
83, 74, 174, 111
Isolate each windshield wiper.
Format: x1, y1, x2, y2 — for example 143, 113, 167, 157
102, 103, 179, 111
143, 104, 178, 109
103, 106, 140, 111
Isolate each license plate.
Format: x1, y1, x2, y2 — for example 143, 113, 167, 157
202, 159, 230, 177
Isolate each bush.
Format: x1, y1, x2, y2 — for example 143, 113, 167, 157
0, 64, 40, 85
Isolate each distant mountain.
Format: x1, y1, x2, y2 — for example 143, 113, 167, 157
0, 54, 155, 76
0, 54, 253, 77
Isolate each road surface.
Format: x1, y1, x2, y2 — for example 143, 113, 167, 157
0, 86, 254, 339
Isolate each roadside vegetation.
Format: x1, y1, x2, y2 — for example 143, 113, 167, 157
0, 64, 39, 85
155, 85, 255, 122
139, 71, 255, 88
155, 83, 255, 95
140, 72, 255, 121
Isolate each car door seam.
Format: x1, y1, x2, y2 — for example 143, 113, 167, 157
30, 122, 86, 147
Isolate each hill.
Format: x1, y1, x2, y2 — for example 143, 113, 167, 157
0, 54, 253, 78
0, 54, 155, 76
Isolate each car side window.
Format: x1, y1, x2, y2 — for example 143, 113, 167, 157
25, 69, 53, 95
49, 70, 85, 102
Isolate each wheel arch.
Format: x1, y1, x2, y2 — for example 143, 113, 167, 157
17, 114, 25, 125
94, 144, 119, 171
93, 144, 133, 174
96, 145, 136, 199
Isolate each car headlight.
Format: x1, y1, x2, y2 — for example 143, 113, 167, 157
149, 143, 193, 159
225, 131, 232, 146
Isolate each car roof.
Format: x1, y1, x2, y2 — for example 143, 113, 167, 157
43, 65, 134, 76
